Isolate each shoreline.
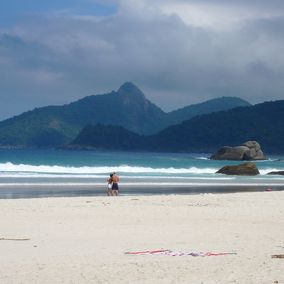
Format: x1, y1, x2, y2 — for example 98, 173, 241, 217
0, 191, 283, 283
0, 183, 283, 199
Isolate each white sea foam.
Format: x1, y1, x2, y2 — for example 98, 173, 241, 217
0, 162, 218, 175
259, 169, 283, 175
0, 181, 283, 187
0, 163, 283, 181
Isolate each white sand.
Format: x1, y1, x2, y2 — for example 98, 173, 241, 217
0, 191, 283, 284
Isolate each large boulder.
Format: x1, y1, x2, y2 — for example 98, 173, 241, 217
216, 162, 260, 176
210, 141, 266, 160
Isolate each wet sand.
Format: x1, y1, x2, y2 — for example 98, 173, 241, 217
0, 183, 283, 198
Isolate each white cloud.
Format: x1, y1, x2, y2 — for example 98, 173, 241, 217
125, 0, 284, 30
0, 0, 284, 119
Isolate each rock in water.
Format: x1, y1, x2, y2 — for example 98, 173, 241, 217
267, 171, 284, 175
242, 141, 265, 160
216, 162, 260, 176
210, 141, 266, 160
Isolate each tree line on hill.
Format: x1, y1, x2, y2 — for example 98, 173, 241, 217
70, 100, 284, 154
0, 82, 283, 153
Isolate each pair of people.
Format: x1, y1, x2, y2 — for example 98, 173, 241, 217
107, 172, 120, 196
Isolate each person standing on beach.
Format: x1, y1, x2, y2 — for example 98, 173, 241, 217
107, 173, 113, 196
111, 172, 120, 196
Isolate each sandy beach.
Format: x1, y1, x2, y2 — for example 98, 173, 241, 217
0, 191, 283, 283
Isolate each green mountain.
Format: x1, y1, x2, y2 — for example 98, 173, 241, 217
70, 124, 142, 151
0, 82, 250, 147
0, 82, 166, 147
150, 100, 284, 153
167, 96, 250, 124
71, 100, 284, 154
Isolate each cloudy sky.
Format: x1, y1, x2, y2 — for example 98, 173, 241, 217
0, 0, 284, 120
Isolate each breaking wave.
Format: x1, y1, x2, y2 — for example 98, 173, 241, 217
0, 162, 217, 175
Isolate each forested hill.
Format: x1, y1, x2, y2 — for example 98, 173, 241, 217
71, 100, 284, 154
0, 82, 249, 147
0, 82, 165, 147
167, 96, 250, 124
148, 100, 284, 153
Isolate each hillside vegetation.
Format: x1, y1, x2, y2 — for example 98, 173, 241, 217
71, 100, 284, 154
0, 82, 249, 147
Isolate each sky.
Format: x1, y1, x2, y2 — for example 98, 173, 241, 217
0, 0, 284, 120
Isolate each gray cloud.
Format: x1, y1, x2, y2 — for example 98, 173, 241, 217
0, 1, 284, 120
148, 0, 284, 11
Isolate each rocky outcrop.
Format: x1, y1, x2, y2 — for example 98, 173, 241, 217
216, 162, 260, 176
210, 141, 266, 160
267, 171, 284, 175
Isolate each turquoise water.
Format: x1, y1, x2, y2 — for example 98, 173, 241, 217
0, 149, 283, 188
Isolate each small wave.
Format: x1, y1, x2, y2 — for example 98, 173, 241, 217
0, 181, 283, 187
0, 162, 218, 175
259, 168, 284, 175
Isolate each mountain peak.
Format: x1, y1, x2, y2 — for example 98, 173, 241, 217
117, 82, 145, 98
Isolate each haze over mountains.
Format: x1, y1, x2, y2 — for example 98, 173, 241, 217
148, 100, 284, 153
71, 100, 284, 154
0, 82, 250, 148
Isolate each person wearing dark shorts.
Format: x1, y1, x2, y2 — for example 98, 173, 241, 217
111, 172, 120, 196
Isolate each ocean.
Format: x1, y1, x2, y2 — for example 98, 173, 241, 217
0, 149, 283, 198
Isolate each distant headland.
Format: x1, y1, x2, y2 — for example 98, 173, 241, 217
0, 82, 283, 154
